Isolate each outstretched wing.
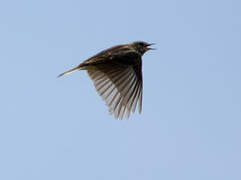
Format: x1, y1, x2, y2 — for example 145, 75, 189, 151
87, 60, 142, 120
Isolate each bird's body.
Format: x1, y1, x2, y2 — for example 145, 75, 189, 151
58, 41, 154, 119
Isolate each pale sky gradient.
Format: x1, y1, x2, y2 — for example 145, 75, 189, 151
0, 0, 241, 179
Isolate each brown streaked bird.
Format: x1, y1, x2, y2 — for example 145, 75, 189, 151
58, 41, 154, 120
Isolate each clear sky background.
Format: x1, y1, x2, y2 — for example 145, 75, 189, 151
0, 0, 241, 179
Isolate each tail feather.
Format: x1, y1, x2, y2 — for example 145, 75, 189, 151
58, 67, 81, 77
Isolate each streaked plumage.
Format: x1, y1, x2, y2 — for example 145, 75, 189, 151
58, 41, 154, 120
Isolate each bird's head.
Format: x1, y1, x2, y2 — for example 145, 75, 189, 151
131, 41, 155, 55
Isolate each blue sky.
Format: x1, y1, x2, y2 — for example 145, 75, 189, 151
0, 0, 241, 179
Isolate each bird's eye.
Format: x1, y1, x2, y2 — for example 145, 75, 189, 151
139, 42, 145, 46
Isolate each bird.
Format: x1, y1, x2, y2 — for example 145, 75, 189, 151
58, 41, 154, 120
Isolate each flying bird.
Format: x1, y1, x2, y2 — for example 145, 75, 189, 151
58, 41, 154, 120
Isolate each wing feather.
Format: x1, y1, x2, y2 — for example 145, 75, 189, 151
87, 62, 142, 120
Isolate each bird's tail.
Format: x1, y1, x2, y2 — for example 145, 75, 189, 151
57, 66, 82, 77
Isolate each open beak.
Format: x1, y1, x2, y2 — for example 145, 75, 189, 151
146, 43, 156, 50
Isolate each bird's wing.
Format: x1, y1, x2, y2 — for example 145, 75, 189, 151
87, 60, 142, 120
